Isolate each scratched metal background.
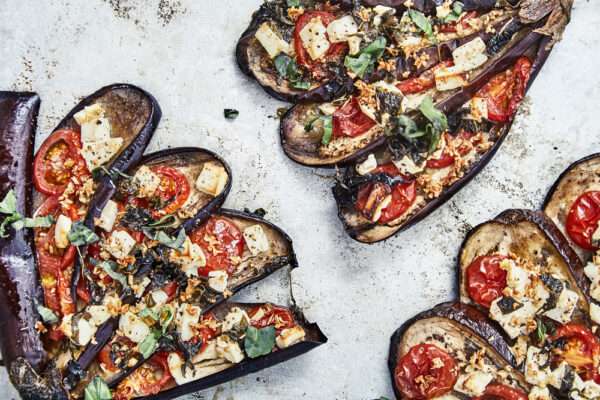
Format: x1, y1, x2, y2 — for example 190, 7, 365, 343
1, 0, 599, 399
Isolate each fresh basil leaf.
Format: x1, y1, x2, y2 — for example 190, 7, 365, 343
159, 305, 175, 333
409, 10, 434, 38
287, 0, 301, 7
0, 214, 22, 238
13, 215, 54, 230
84, 377, 112, 400
99, 261, 129, 288
419, 96, 448, 132
68, 222, 100, 246
155, 229, 187, 251
244, 326, 276, 359
427, 124, 442, 153
292, 81, 311, 90
224, 109, 239, 120
361, 36, 387, 60
344, 53, 373, 78
92, 166, 132, 182
147, 214, 180, 229
36, 304, 59, 324
139, 330, 161, 359
0, 190, 17, 215
320, 115, 333, 145
274, 54, 302, 83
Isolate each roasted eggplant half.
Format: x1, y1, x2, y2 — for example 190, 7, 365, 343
236, 0, 355, 103
457, 210, 600, 399
543, 153, 600, 264
56, 207, 298, 398
0, 92, 70, 399
106, 302, 325, 400
389, 302, 532, 400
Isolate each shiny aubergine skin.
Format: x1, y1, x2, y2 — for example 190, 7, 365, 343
0, 92, 68, 399
333, 31, 554, 244
235, 2, 355, 104
388, 302, 521, 400
143, 302, 326, 400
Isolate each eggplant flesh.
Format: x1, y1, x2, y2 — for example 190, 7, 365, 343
458, 209, 589, 317
543, 153, 600, 263
0, 92, 69, 399
388, 302, 529, 400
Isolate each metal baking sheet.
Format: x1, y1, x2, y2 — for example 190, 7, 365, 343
1, 0, 599, 398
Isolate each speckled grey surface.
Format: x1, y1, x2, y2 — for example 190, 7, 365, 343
1, 0, 599, 399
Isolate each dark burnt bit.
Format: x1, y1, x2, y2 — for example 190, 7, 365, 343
157, 0, 186, 26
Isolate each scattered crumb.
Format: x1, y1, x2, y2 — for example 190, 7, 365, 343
157, 0, 186, 26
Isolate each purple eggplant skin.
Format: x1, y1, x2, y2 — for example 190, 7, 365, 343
457, 209, 591, 321
142, 302, 326, 400
0, 92, 69, 399
543, 153, 600, 264
388, 302, 527, 400
333, 32, 554, 244
235, 2, 355, 104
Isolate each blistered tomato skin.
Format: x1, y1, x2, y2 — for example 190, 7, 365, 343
466, 254, 508, 308
566, 191, 600, 250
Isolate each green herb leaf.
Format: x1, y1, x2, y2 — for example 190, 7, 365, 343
147, 214, 180, 230
84, 377, 112, 400
244, 326, 276, 359
304, 116, 320, 132
139, 330, 161, 359
361, 36, 387, 60
344, 36, 387, 79
0, 214, 22, 238
287, 0, 301, 7
419, 96, 448, 132
68, 222, 100, 246
292, 81, 311, 90
139, 307, 159, 321
409, 10, 434, 38
224, 109, 239, 120
36, 304, 59, 324
159, 305, 175, 333
443, 2, 464, 23
154, 229, 187, 251
98, 261, 129, 288
92, 166, 131, 182
0, 190, 18, 215
397, 115, 426, 139
274, 54, 303, 83
536, 318, 547, 343
320, 115, 333, 145
12, 215, 54, 230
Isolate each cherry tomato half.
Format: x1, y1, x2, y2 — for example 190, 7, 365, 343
426, 132, 476, 169
473, 384, 528, 400
550, 323, 600, 382
151, 166, 191, 218
33, 129, 88, 196
249, 304, 296, 334
333, 97, 376, 138
397, 61, 454, 95
395, 343, 458, 399
466, 254, 508, 308
294, 11, 348, 70
566, 191, 600, 250
190, 216, 245, 277
439, 11, 479, 34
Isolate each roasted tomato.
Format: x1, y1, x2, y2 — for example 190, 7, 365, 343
426, 132, 476, 169
332, 97, 376, 138
565, 191, 600, 250
355, 163, 417, 224
294, 11, 348, 71
34, 196, 78, 316
550, 324, 600, 382
473, 384, 528, 400
439, 11, 479, 33
98, 336, 136, 373
395, 343, 458, 399
150, 166, 190, 218
114, 352, 173, 400
397, 61, 454, 95
465, 254, 508, 308
476, 57, 532, 123
190, 216, 245, 277
249, 304, 296, 334
33, 129, 89, 196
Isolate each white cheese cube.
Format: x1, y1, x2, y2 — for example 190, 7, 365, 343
401, 91, 430, 111
544, 288, 579, 324
171, 237, 206, 277
276, 326, 306, 349
192, 340, 218, 363
356, 154, 378, 176
54, 214, 72, 249
348, 36, 362, 55
195, 162, 228, 197
80, 117, 112, 143
435, 66, 468, 91
74, 104, 104, 125
177, 304, 201, 342
133, 166, 161, 198
489, 298, 537, 339
585, 262, 600, 282
97, 200, 118, 232
469, 97, 488, 122
216, 336, 245, 364
299, 17, 330, 61
326, 15, 358, 43
76, 317, 96, 347
255, 23, 290, 58
525, 346, 549, 386
590, 280, 600, 302
591, 302, 600, 324
452, 37, 489, 72
243, 224, 270, 255
529, 386, 551, 400
119, 312, 150, 343
221, 307, 250, 333
208, 270, 228, 293
393, 155, 424, 175
106, 230, 136, 259
582, 380, 600, 399
318, 103, 338, 115
502, 259, 531, 298
81, 137, 123, 171
87, 305, 111, 327
454, 370, 493, 396
548, 362, 571, 390
151, 289, 169, 307
529, 279, 551, 310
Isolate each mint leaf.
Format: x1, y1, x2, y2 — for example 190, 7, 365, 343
68, 222, 100, 246
244, 326, 276, 358
274, 53, 303, 84
84, 377, 112, 400
154, 229, 187, 251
